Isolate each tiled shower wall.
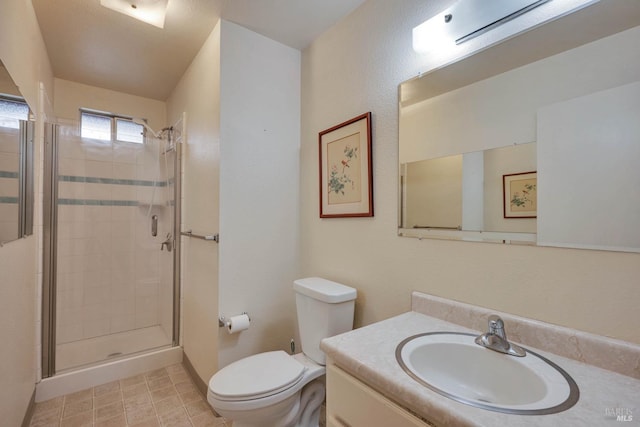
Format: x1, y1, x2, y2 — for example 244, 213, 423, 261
55, 124, 174, 346
0, 125, 19, 242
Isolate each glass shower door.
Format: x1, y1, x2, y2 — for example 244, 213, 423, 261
47, 121, 177, 373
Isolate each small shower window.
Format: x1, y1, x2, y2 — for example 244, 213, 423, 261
0, 96, 29, 129
80, 110, 145, 143
80, 112, 111, 141
116, 118, 144, 144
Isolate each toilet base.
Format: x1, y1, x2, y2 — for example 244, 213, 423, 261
294, 379, 325, 427
214, 378, 325, 427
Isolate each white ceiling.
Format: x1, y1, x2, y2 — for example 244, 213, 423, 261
31, 0, 366, 101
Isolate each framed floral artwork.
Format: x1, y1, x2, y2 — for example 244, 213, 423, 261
319, 112, 373, 218
503, 171, 537, 218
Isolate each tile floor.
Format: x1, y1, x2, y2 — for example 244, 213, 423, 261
29, 363, 231, 427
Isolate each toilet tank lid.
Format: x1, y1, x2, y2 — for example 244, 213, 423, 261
293, 277, 357, 303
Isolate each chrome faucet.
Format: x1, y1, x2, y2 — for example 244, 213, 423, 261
475, 315, 526, 357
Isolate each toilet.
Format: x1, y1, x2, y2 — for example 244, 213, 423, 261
207, 277, 357, 427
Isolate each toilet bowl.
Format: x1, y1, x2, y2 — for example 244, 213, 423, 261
208, 352, 325, 427
207, 277, 357, 427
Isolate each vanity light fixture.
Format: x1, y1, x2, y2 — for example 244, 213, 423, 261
100, 0, 169, 29
413, 0, 551, 53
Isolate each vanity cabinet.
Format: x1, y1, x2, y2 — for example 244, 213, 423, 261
326, 363, 433, 427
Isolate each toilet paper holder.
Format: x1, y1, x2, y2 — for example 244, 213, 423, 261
218, 312, 251, 328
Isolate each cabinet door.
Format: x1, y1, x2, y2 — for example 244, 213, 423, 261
326, 364, 431, 427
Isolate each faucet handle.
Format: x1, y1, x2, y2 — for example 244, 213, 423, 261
160, 233, 173, 252
488, 315, 504, 333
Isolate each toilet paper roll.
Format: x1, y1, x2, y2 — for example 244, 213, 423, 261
226, 314, 251, 334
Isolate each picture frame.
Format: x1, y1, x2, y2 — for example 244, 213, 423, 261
503, 171, 537, 218
319, 112, 373, 218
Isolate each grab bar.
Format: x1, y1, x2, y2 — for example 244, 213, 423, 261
180, 229, 219, 243
413, 225, 462, 230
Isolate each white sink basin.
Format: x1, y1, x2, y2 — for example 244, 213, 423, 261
396, 332, 579, 414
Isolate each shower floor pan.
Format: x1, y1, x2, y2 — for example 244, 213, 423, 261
56, 325, 171, 372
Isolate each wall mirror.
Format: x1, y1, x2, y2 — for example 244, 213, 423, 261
398, 1, 640, 252
0, 59, 34, 246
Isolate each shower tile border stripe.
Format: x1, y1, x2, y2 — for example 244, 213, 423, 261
58, 198, 142, 206
0, 170, 19, 178
1, 172, 20, 203
58, 175, 168, 187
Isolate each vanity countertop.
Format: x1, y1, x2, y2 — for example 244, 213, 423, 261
321, 301, 640, 426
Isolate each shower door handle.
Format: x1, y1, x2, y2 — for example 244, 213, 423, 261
151, 215, 158, 237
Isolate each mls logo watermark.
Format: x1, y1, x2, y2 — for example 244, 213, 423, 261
605, 407, 633, 422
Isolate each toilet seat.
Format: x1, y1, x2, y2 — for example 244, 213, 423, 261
209, 351, 306, 401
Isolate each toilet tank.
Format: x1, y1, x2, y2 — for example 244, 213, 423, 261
293, 277, 357, 365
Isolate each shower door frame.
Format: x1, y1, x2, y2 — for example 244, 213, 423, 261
42, 123, 58, 377
41, 122, 182, 378
171, 129, 182, 348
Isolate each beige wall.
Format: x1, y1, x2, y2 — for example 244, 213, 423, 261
0, 237, 38, 424
54, 79, 166, 131
0, 0, 54, 424
400, 26, 640, 163
0, 1, 54, 109
404, 155, 462, 229
300, 0, 640, 344
165, 19, 302, 383
167, 22, 221, 383
218, 21, 301, 369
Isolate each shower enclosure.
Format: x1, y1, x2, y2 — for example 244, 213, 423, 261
42, 118, 181, 376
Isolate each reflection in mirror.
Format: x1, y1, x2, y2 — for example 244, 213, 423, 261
398, 1, 640, 252
0, 60, 34, 245
401, 143, 536, 237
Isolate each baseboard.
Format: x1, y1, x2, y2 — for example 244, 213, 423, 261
21, 387, 36, 427
182, 352, 208, 396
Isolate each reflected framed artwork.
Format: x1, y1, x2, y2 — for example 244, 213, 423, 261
503, 171, 537, 218
319, 112, 373, 218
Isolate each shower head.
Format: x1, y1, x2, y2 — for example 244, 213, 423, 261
132, 118, 161, 139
